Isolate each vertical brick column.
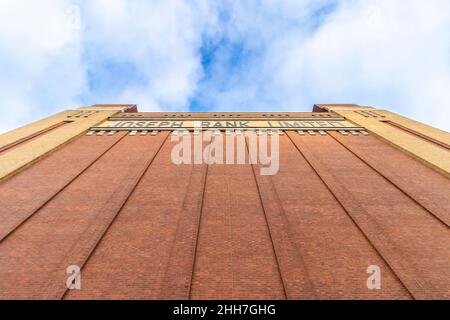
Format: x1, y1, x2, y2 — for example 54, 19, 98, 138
287, 131, 450, 299
65, 134, 195, 299
0, 133, 168, 299
316, 104, 450, 177
329, 132, 450, 227
0, 133, 127, 242
190, 133, 286, 300
158, 149, 209, 299
263, 134, 410, 299
43, 132, 170, 300
247, 135, 315, 300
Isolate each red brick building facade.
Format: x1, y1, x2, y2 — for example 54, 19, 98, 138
0, 104, 448, 300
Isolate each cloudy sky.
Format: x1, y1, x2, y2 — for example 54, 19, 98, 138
0, 0, 449, 133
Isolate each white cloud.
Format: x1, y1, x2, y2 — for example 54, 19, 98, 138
195, 0, 450, 131
273, 0, 450, 131
0, 0, 84, 132
0, 0, 217, 133
0, 0, 449, 133
80, 0, 217, 109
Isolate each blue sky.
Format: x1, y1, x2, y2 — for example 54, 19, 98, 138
0, 0, 449, 133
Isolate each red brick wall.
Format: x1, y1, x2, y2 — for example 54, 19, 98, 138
0, 130, 448, 300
